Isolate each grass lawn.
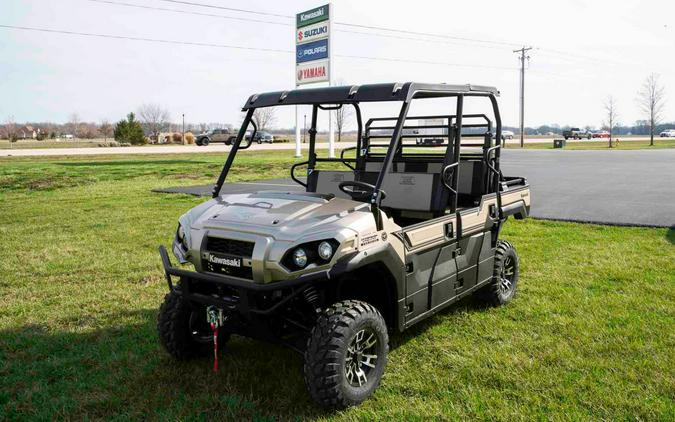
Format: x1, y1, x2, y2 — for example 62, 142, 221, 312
509, 138, 675, 150
0, 151, 673, 420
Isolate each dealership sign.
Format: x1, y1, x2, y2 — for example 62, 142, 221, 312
296, 4, 330, 85
296, 39, 329, 64
296, 59, 329, 84
296, 4, 329, 28
297, 21, 329, 44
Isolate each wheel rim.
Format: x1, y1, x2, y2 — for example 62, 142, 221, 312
345, 328, 378, 387
500, 256, 515, 294
188, 310, 212, 343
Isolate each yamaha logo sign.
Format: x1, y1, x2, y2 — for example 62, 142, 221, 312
296, 60, 329, 84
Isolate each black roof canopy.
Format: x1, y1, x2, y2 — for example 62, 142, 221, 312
242, 82, 499, 110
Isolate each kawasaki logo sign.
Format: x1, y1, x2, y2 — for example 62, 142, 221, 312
296, 4, 329, 28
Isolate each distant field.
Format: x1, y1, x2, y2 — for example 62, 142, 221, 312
509, 138, 675, 150
0, 151, 673, 420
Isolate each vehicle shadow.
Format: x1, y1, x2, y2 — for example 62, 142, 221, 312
667, 226, 675, 245
1, 296, 494, 419
0, 309, 329, 420
389, 293, 492, 351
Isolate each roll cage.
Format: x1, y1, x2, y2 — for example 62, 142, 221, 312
213, 82, 506, 229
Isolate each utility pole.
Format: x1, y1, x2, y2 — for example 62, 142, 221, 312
303, 114, 307, 143
182, 113, 185, 144
513, 46, 532, 148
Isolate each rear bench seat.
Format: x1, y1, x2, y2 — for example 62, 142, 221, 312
306, 160, 486, 212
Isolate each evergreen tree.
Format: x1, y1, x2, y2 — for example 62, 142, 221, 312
114, 112, 146, 145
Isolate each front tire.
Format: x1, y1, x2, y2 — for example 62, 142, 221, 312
303, 300, 388, 409
157, 287, 229, 359
477, 240, 519, 306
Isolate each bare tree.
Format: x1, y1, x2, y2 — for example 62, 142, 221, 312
4, 115, 16, 148
637, 73, 666, 146
604, 96, 619, 148
100, 119, 113, 142
67, 113, 80, 139
333, 105, 353, 142
252, 108, 276, 131
137, 103, 170, 139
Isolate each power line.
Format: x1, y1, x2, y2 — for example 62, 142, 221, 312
87, 0, 289, 27
156, 0, 291, 19
0, 24, 291, 53
87, 0, 509, 51
89, 0, 647, 73
0, 24, 519, 71
87, 0, 517, 50
153, 0, 522, 48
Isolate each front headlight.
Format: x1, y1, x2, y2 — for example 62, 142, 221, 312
292, 248, 308, 268
318, 241, 334, 260
283, 239, 339, 271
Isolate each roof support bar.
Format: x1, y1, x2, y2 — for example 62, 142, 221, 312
213, 108, 254, 198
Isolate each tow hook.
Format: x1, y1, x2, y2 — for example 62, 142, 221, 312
206, 306, 226, 372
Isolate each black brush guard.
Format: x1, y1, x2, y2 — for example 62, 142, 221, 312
159, 245, 352, 316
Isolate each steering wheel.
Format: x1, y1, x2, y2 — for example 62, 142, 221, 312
338, 181, 387, 202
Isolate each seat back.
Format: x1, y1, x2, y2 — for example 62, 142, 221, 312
306, 170, 355, 199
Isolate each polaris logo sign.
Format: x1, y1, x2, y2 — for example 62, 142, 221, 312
295, 4, 331, 86
296, 39, 328, 63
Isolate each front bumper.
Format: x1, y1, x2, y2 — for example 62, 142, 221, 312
159, 245, 350, 315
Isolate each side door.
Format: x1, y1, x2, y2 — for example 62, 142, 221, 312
397, 214, 458, 326
455, 198, 500, 296
212, 129, 225, 142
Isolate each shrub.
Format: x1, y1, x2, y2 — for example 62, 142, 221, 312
114, 113, 146, 145
185, 132, 195, 144
171, 132, 183, 144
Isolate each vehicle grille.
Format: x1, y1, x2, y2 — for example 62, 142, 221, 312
205, 237, 254, 258
202, 260, 253, 279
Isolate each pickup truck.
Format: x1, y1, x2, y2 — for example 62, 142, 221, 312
562, 128, 592, 140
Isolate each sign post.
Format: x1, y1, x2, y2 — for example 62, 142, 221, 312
295, 4, 334, 158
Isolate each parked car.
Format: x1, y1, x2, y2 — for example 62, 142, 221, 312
592, 130, 610, 138
660, 129, 675, 138
562, 128, 592, 140
501, 130, 514, 140
195, 129, 232, 146
251, 131, 274, 144
226, 130, 274, 145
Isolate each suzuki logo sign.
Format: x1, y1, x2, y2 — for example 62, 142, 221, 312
297, 21, 329, 45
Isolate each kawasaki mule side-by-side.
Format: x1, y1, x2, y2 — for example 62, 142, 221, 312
157, 82, 531, 408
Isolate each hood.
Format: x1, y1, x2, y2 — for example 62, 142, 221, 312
191, 191, 371, 237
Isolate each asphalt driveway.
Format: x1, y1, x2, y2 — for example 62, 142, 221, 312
155, 149, 675, 228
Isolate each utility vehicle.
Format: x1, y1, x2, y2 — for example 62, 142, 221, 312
157, 82, 531, 408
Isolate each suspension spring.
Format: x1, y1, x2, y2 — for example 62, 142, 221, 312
302, 286, 321, 312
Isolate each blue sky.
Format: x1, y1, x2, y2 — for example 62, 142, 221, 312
1, 0, 673, 128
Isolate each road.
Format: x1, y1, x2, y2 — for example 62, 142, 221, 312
154, 149, 675, 228
0, 137, 655, 157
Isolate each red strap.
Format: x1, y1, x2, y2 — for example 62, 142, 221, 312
210, 322, 219, 372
